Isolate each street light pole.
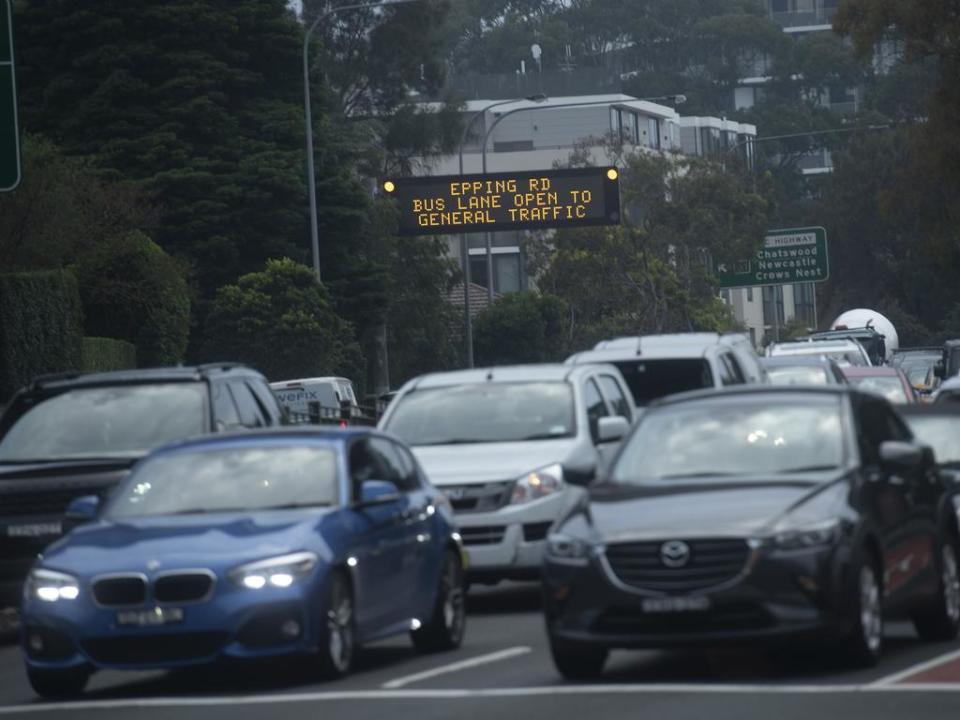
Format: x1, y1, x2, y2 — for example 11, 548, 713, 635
302, 0, 422, 281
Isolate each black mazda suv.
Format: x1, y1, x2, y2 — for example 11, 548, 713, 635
543, 387, 960, 678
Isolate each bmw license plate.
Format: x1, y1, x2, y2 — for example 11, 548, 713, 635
641, 596, 711, 613
6, 522, 62, 538
116, 607, 184, 627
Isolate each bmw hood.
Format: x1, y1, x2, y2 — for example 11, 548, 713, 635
587, 478, 845, 542
411, 439, 579, 487
39, 509, 334, 577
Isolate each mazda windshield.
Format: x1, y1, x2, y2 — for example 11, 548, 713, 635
108, 445, 339, 518
611, 396, 845, 483
383, 382, 575, 446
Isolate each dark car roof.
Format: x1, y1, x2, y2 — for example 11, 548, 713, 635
898, 404, 960, 418
149, 426, 391, 456
648, 384, 855, 410
23, 363, 264, 394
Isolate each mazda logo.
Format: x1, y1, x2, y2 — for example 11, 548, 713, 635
660, 540, 691, 568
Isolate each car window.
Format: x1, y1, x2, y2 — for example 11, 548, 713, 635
229, 381, 267, 428
584, 378, 609, 442
246, 379, 283, 425
390, 441, 423, 493
212, 382, 241, 429
349, 438, 398, 493
857, 397, 906, 465
725, 354, 747, 384
598, 375, 632, 420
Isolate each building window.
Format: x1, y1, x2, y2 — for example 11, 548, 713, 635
762, 285, 785, 336
793, 283, 816, 326
747, 287, 754, 302
648, 117, 660, 149
468, 250, 524, 294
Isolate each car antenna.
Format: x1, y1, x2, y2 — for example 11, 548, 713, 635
486, 370, 495, 381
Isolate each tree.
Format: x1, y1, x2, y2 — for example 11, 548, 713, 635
474, 292, 570, 366
15, 0, 310, 299
73, 231, 191, 367
200, 258, 362, 382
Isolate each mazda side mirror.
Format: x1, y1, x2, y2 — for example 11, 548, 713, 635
879, 441, 924, 473
65, 495, 100, 522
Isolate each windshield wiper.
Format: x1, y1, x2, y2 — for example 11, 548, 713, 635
264, 503, 332, 510
516, 432, 571, 441
415, 439, 481, 446
656, 472, 735, 480
781, 464, 839, 473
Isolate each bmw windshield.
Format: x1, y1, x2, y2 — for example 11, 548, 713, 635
611, 396, 845, 484
107, 445, 339, 518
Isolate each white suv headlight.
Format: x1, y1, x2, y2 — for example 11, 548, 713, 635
229, 552, 318, 590
511, 463, 565, 505
26, 569, 80, 603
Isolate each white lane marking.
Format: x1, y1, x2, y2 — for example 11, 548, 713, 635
381, 646, 532, 689
4, 682, 960, 714
871, 647, 960, 686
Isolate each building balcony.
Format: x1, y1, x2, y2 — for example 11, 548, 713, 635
771, 6, 837, 30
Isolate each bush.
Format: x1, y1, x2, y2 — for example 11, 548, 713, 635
474, 292, 570, 366
73, 231, 190, 367
81, 337, 137, 373
0, 271, 83, 400
201, 258, 363, 381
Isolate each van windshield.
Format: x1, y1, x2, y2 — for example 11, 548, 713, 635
612, 359, 713, 406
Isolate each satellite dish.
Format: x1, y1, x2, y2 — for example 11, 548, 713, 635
531, 44, 542, 61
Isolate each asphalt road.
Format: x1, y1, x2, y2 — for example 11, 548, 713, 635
0, 583, 959, 719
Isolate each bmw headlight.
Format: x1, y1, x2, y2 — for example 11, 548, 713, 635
26, 568, 80, 603
229, 551, 318, 590
511, 463, 565, 505
545, 533, 592, 565
772, 519, 840, 551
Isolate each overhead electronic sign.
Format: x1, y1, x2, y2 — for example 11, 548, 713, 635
382, 167, 621, 236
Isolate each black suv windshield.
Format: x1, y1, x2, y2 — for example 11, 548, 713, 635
384, 382, 575, 446
0, 383, 207, 462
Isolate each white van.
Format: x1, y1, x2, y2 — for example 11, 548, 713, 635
270, 376, 358, 418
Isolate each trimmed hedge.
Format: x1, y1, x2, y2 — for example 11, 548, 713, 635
82, 337, 137, 373
0, 271, 84, 400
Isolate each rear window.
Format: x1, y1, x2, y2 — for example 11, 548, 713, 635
612, 359, 713, 406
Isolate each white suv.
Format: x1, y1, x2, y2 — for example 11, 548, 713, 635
766, 339, 871, 367
565, 333, 767, 407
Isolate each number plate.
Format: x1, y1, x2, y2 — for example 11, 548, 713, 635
641, 596, 711, 613
116, 607, 184, 627
6, 522, 62, 538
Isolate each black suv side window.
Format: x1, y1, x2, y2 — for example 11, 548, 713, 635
229, 381, 267, 428
211, 381, 241, 430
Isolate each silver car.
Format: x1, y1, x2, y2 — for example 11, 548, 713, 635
378, 364, 633, 585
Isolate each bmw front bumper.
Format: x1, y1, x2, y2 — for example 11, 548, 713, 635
21, 579, 327, 672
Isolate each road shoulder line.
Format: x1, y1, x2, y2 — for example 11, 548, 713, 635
870, 647, 960, 686
381, 646, 532, 689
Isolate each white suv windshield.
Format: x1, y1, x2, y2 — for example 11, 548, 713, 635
384, 382, 576, 446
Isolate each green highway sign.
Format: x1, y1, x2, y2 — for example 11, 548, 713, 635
715, 226, 829, 289
0, 0, 19, 192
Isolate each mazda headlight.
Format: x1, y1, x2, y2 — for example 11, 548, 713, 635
511, 463, 565, 505
26, 569, 80, 603
229, 551, 318, 590
546, 533, 591, 565
772, 519, 840, 551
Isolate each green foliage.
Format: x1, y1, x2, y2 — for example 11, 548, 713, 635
0, 271, 83, 400
200, 258, 362, 382
73, 231, 191, 367
474, 293, 570, 366
81, 337, 138, 373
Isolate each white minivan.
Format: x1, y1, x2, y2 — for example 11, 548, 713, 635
270, 376, 358, 418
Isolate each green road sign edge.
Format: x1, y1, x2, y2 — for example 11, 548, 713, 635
0, 0, 20, 192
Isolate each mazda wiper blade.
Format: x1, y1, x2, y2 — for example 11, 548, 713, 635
781, 465, 838, 473
656, 472, 735, 480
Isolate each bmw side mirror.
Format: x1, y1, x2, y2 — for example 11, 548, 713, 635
935, 361, 946, 379
878, 441, 924, 473
597, 416, 630, 444
356, 480, 400, 507
65, 495, 100, 522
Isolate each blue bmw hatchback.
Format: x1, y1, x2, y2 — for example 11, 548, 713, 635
20, 428, 466, 697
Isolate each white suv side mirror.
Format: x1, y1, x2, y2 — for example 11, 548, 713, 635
597, 416, 630, 444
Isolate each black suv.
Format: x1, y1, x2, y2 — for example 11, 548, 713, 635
0, 363, 283, 607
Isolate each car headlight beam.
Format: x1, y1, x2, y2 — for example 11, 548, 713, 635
26, 569, 81, 603
229, 551, 318, 590
511, 463, 565, 505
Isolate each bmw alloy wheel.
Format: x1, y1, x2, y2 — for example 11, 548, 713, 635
942, 544, 960, 625
860, 565, 882, 654
325, 576, 354, 675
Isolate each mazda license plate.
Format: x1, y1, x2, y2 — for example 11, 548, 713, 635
116, 607, 184, 627
641, 596, 711, 613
